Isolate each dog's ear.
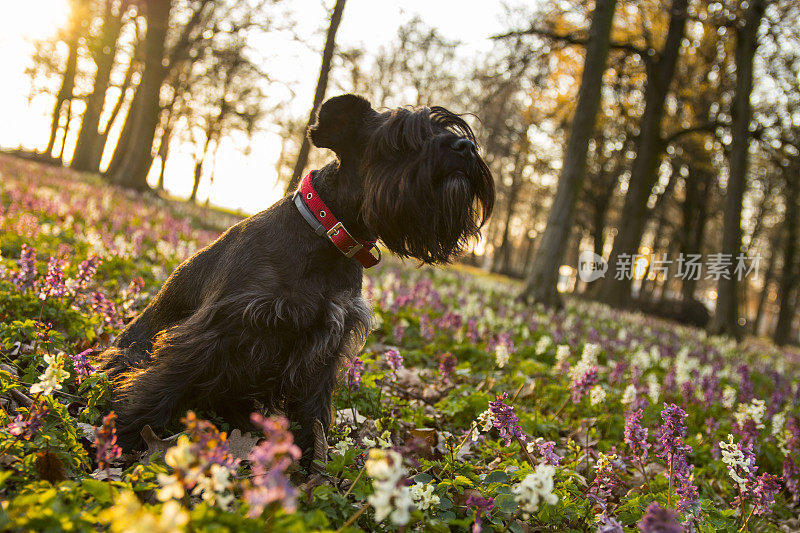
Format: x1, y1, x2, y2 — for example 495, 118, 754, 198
308, 94, 373, 157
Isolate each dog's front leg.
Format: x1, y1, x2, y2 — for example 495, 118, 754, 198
284, 370, 338, 467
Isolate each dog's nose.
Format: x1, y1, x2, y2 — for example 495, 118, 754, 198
451, 138, 476, 157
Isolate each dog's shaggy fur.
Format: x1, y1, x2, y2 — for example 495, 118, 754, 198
99, 94, 495, 455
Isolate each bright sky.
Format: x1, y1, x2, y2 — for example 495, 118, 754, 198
0, 0, 511, 214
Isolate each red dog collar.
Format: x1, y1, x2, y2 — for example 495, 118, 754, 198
293, 172, 381, 268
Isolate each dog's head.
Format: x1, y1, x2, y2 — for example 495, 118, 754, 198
308, 94, 495, 264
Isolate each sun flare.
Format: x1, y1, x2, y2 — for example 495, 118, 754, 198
0, 0, 70, 42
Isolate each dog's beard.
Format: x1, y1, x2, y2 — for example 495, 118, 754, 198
363, 160, 493, 264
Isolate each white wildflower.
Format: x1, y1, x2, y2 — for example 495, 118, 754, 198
333, 436, 354, 456
649, 346, 661, 367
30, 352, 70, 396
722, 386, 737, 409
589, 385, 606, 406
366, 449, 413, 525
495, 343, 510, 368
156, 473, 185, 502
771, 411, 785, 438
512, 463, 559, 518
632, 349, 651, 371
477, 409, 495, 434
719, 434, 753, 490
581, 343, 600, 366
674, 348, 698, 385
535, 336, 553, 355
160, 500, 191, 531
164, 435, 194, 470
555, 345, 570, 365
192, 463, 234, 509
734, 398, 766, 430
621, 384, 637, 406
410, 482, 440, 510
647, 373, 660, 403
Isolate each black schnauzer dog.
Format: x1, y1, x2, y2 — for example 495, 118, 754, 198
98, 94, 495, 456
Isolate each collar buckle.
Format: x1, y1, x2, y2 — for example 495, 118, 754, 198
327, 222, 364, 258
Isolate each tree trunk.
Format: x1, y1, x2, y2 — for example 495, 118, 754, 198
774, 172, 799, 345
678, 165, 710, 302
520, 0, 618, 307
591, 186, 613, 259
95, 42, 139, 172
492, 180, 521, 275
284, 0, 347, 193
155, 125, 172, 190
72, 1, 125, 171
189, 161, 203, 203
108, 0, 172, 190
639, 166, 678, 299
56, 98, 74, 161
44, 20, 80, 160
492, 148, 527, 274
189, 133, 214, 203
708, 0, 766, 338
598, 0, 688, 307
753, 230, 780, 335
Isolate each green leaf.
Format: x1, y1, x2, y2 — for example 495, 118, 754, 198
494, 493, 518, 514
438, 496, 453, 510
81, 478, 114, 504
414, 473, 434, 484
484, 470, 509, 484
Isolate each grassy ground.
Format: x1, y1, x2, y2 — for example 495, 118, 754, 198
0, 154, 798, 532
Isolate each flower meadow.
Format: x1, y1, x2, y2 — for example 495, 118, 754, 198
1, 154, 799, 532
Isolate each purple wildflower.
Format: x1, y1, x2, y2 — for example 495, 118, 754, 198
465, 494, 494, 533
38, 256, 67, 300
466, 319, 480, 343
7, 404, 49, 439
534, 439, 562, 466
244, 414, 301, 517
69, 348, 94, 384
75, 255, 101, 290
419, 314, 434, 341
597, 514, 624, 533
95, 411, 122, 469
737, 364, 753, 402
488, 393, 526, 446
656, 404, 699, 524
570, 365, 599, 404
609, 361, 627, 385
91, 291, 119, 326
783, 416, 800, 503
345, 357, 365, 391
392, 321, 406, 343
11, 244, 37, 289
588, 452, 621, 510
624, 409, 651, 463
752, 473, 781, 516
182, 411, 239, 469
438, 352, 457, 381
385, 349, 403, 375
637, 502, 682, 533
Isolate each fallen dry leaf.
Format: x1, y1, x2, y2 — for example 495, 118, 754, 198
310, 419, 328, 474
227, 428, 260, 461
140, 425, 180, 462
